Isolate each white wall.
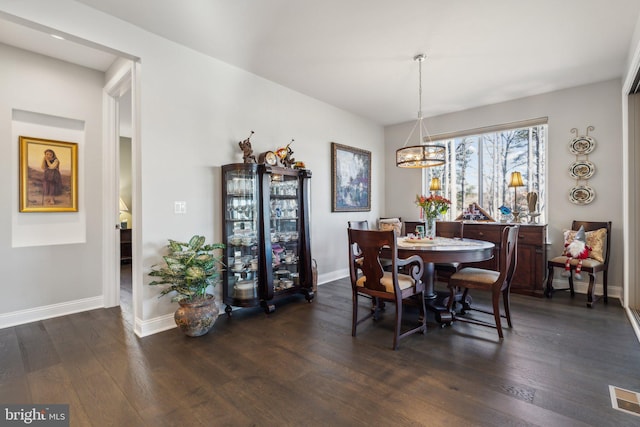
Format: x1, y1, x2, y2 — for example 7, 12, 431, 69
385, 79, 624, 295
0, 1, 385, 330
0, 42, 105, 316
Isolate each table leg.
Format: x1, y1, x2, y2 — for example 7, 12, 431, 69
422, 262, 454, 324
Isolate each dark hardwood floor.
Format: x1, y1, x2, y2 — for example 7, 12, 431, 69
1, 272, 639, 426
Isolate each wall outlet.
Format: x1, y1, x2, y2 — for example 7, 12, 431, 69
174, 201, 186, 214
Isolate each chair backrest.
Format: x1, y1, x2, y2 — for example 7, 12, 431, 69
348, 220, 369, 230
348, 228, 398, 293
571, 220, 611, 267
378, 217, 403, 235
436, 221, 464, 238
403, 221, 423, 236
498, 225, 520, 291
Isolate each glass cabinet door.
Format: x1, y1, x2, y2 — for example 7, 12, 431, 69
222, 164, 260, 314
261, 166, 313, 311
268, 173, 302, 294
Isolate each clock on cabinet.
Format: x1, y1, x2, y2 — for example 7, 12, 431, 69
258, 151, 277, 166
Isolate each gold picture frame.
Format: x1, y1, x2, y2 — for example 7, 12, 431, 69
19, 136, 78, 212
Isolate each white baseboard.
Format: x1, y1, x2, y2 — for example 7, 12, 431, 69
135, 313, 176, 337
318, 268, 348, 285
0, 296, 104, 330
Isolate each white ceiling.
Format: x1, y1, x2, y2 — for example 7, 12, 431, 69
3, 1, 640, 126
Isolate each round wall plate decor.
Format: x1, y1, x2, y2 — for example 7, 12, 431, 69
569, 136, 596, 154
569, 186, 595, 205
568, 160, 595, 179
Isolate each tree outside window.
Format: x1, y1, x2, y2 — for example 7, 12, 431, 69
424, 124, 546, 222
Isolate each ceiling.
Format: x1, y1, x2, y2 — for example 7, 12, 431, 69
3, 0, 640, 126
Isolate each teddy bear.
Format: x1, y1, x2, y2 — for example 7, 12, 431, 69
562, 225, 591, 280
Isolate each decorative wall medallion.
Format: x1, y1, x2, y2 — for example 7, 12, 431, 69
568, 136, 596, 155
568, 186, 595, 205
568, 160, 595, 180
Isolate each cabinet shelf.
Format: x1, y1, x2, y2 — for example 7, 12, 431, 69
221, 163, 314, 315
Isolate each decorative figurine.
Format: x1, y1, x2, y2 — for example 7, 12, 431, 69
276, 139, 296, 168
562, 226, 591, 280
238, 131, 257, 164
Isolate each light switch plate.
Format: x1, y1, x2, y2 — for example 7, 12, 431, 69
174, 201, 186, 214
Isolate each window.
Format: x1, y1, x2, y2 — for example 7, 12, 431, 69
424, 120, 547, 222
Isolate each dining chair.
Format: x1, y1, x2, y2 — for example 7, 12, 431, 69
446, 225, 519, 339
434, 221, 467, 311
403, 221, 423, 236
434, 221, 465, 283
545, 220, 611, 307
348, 220, 369, 230
347, 228, 427, 350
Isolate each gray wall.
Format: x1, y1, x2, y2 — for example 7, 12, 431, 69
0, 1, 386, 332
0, 42, 105, 313
385, 79, 623, 295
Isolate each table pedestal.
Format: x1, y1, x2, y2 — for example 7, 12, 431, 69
421, 262, 454, 324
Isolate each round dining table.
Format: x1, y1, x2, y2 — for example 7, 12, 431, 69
396, 236, 495, 323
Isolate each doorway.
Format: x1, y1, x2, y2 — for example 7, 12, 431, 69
119, 87, 133, 324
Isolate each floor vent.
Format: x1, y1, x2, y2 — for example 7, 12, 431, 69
609, 385, 640, 417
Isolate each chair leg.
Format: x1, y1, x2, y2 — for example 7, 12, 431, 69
568, 272, 575, 296
393, 298, 402, 350
586, 273, 598, 308
446, 285, 457, 315
545, 266, 554, 298
460, 288, 471, 313
352, 291, 358, 337
420, 291, 427, 335
502, 288, 512, 328
492, 289, 503, 339
603, 271, 608, 303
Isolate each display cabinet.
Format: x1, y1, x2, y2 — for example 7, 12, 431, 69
221, 163, 314, 315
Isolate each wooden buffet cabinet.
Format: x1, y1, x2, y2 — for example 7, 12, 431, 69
462, 222, 547, 297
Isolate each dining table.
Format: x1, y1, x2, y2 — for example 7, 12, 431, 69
395, 235, 495, 323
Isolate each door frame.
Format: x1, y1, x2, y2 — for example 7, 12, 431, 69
102, 59, 142, 334
622, 37, 640, 341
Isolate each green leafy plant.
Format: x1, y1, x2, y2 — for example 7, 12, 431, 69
149, 235, 225, 302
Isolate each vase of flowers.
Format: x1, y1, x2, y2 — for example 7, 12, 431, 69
415, 194, 451, 239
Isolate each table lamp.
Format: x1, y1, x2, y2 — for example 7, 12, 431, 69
429, 177, 442, 192
508, 172, 524, 221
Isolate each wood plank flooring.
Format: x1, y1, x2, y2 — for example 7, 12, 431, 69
1, 269, 640, 426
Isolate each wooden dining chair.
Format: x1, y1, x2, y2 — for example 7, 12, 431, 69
545, 220, 611, 307
434, 221, 465, 283
434, 221, 468, 311
348, 228, 427, 350
403, 221, 423, 236
348, 220, 369, 230
446, 225, 519, 339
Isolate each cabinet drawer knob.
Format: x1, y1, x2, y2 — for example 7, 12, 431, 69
478, 232, 484, 236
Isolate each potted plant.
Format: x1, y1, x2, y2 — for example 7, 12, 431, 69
149, 235, 225, 337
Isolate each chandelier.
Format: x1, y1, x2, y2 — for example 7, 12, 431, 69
396, 54, 446, 168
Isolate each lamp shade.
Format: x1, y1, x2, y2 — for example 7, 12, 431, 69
119, 198, 129, 212
395, 54, 447, 169
508, 172, 524, 188
396, 144, 446, 168
429, 177, 442, 191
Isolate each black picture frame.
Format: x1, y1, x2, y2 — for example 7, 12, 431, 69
331, 142, 371, 212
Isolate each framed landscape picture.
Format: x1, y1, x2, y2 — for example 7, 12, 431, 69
19, 136, 78, 212
331, 142, 371, 212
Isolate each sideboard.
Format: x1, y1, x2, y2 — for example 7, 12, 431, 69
462, 222, 547, 297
